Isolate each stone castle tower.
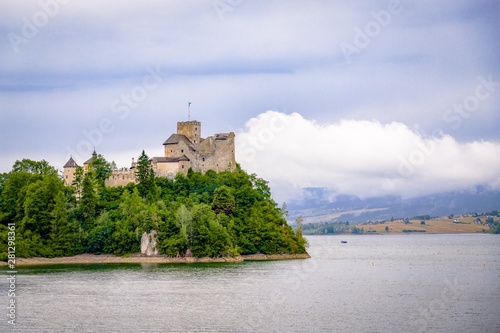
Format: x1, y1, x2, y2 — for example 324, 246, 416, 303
64, 119, 236, 187
63, 156, 78, 186
176, 121, 201, 144
157, 119, 235, 180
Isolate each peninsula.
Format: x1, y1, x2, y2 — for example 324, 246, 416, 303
1, 253, 311, 267
0, 119, 308, 262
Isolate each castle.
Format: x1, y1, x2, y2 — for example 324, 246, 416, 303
63, 120, 236, 187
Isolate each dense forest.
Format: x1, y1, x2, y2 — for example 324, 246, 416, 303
0, 153, 307, 260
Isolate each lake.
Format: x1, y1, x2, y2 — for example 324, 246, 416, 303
2, 234, 499, 332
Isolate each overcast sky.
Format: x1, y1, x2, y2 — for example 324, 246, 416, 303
1, 0, 499, 202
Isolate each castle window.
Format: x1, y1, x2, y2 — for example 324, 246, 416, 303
181, 165, 184, 169
65, 175, 68, 179
202, 158, 205, 162
181, 149, 184, 153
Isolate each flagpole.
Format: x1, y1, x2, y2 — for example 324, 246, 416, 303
188, 102, 191, 121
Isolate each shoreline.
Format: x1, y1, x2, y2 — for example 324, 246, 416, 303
0, 252, 310, 267
303, 232, 493, 236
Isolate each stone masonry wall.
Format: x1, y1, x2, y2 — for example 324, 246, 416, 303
105, 170, 136, 187
63, 167, 77, 186
188, 133, 236, 173
177, 121, 201, 144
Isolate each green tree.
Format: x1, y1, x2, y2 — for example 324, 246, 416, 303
136, 150, 155, 199
86, 211, 114, 254
0, 171, 35, 225
12, 159, 57, 176
71, 166, 84, 199
281, 202, 289, 220
22, 174, 64, 240
50, 191, 80, 256
18, 173, 66, 257
212, 185, 236, 215
293, 215, 307, 252
89, 154, 112, 189
0, 159, 58, 226
0, 173, 7, 196
79, 171, 98, 231
191, 204, 231, 257
159, 204, 191, 257
295, 215, 304, 228
173, 173, 190, 197
249, 173, 271, 199
107, 188, 159, 255
176, 204, 193, 246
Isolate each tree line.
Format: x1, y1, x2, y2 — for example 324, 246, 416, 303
300, 221, 365, 235
0, 153, 307, 260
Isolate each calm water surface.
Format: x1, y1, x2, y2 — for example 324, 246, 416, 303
1, 234, 499, 332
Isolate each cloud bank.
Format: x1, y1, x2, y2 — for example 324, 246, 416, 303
236, 111, 500, 201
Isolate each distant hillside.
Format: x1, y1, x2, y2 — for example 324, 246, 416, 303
287, 187, 500, 223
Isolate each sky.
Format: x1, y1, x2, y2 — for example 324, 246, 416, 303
1, 0, 499, 203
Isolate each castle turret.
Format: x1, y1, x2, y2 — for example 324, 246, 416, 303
177, 120, 201, 144
83, 148, 97, 171
63, 156, 79, 186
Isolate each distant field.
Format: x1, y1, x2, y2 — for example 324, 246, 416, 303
355, 217, 489, 234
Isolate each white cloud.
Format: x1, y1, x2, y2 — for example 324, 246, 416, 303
236, 111, 500, 201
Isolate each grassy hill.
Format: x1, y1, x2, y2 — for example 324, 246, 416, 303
300, 215, 499, 235
355, 217, 490, 234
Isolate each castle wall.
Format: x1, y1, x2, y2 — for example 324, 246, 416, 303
179, 160, 190, 175
189, 133, 236, 173
164, 140, 191, 158
63, 167, 76, 186
105, 170, 136, 187
154, 162, 179, 178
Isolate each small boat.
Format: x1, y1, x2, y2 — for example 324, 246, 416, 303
341, 240, 348, 244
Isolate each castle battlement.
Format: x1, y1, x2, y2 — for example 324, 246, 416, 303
63, 119, 236, 187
